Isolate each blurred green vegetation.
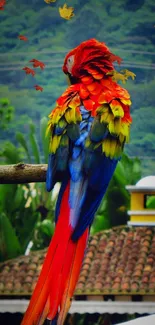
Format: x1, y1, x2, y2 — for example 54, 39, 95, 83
0, 98, 14, 131
0, 114, 55, 262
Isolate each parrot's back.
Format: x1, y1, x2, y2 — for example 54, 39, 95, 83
21, 38, 132, 325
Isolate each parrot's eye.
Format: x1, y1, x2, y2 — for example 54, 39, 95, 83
67, 56, 74, 64
66, 55, 74, 74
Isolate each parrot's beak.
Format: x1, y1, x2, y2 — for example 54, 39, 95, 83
66, 74, 71, 86
66, 73, 77, 85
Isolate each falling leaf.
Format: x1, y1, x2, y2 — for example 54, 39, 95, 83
22, 67, 36, 77
34, 85, 44, 92
107, 69, 136, 84
59, 3, 74, 20
121, 69, 136, 80
107, 71, 127, 84
44, 0, 56, 3
29, 59, 45, 70
18, 35, 28, 41
0, 0, 6, 10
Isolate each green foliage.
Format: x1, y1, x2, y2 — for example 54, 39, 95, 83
16, 131, 31, 162
33, 214, 55, 250
0, 98, 14, 130
29, 122, 41, 164
0, 115, 55, 261
146, 195, 155, 209
0, 212, 21, 262
0, 141, 24, 164
40, 117, 50, 163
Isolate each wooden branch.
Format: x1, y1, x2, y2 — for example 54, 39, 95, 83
0, 163, 47, 184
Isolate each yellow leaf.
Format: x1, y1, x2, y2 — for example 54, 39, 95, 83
110, 69, 136, 84
121, 69, 136, 80
59, 3, 74, 20
111, 70, 127, 84
44, 0, 56, 3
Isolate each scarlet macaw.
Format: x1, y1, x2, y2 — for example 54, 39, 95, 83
21, 38, 132, 325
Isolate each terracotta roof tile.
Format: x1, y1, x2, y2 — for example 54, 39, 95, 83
1, 226, 155, 296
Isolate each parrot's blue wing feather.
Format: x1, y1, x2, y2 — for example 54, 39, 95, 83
90, 119, 109, 142
55, 176, 69, 223
46, 154, 56, 192
69, 154, 83, 182
72, 155, 118, 241
72, 146, 82, 159
87, 154, 118, 190
47, 105, 119, 239
56, 146, 69, 171
46, 122, 70, 193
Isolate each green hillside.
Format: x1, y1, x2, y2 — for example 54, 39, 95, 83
0, 0, 155, 175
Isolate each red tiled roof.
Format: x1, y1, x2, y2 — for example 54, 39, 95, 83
0, 226, 155, 296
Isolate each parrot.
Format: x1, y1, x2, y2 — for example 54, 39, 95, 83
21, 38, 132, 325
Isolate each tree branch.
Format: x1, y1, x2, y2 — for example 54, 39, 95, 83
0, 163, 47, 184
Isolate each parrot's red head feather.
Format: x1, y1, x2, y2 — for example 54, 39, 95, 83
63, 38, 122, 80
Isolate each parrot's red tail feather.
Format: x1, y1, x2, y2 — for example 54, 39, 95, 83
57, 228, 89, 325
21, 184, 72, 325
21, 182, 88, 325
38, 297, 50, 325
47, 237, 75, 321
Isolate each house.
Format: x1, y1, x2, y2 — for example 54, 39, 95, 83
0, 176, 155, 324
